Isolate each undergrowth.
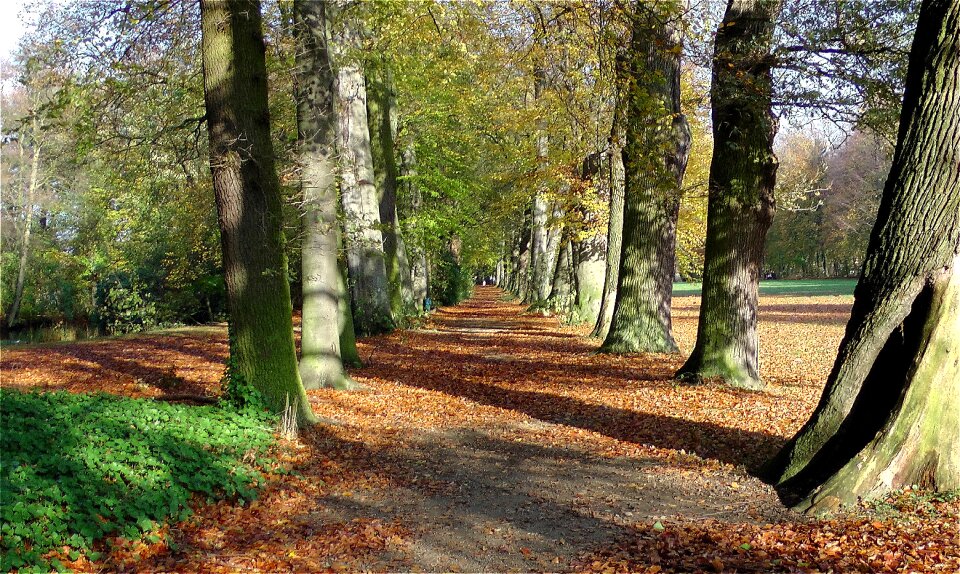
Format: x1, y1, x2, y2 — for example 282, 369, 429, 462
0, 389, 277, 571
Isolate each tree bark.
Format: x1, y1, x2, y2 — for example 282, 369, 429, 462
293, 0, 358, 390
765, 0, 960, 514
527, 65, 553, 304
592, 93, 627, 339
547, 230, 574, 314
328, 1, 393, 335
367, 59, 416, 320
398, 143, 428, 311
676, 0, 781, 388
6, 127, 41, 328
200, 0, 317, 424
601, 1, 691, 354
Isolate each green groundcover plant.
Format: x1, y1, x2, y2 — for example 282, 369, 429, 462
0, 390, 277, 571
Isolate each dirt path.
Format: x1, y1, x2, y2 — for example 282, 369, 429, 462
311, 288, 799, 571
5, 287, 851, 572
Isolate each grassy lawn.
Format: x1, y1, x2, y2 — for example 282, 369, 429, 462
673, 278, 858, 297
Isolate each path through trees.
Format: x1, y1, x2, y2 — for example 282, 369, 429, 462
9, 287, 957, 571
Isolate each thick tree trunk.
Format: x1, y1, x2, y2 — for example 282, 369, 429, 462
367, 60, 416, 320
200, 0, 317, 424
592, 101, 626, 338
676, 0, 781, 388
601, 1, 691, 354
572, 232, 606, 325
765, 0, 960, 514
6, 132, 41, 328
328, 1, 393, 335
293, 0, 357, 390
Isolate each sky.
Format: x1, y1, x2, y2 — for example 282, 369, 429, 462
0, 1, 29, 62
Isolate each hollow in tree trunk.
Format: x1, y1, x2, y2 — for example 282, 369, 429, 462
765, 0, 960, 514
676, 0, 781, 388
200, 0, 317, 424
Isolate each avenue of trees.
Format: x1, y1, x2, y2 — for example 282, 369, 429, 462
1, 0, 957, 514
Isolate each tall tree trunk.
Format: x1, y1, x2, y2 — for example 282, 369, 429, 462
399, 143, 428, 311
765, 0, 960, 514
601, 1, 691, 354
676, 0, 781, 388
6, 131, 41, 328
527, 65, 553, 304
328, 1, 393, 335
367, 59, 416, 320
516, 211, 533, 301
293, 0, 357, 390
592, 98, 627, 338
200, 0, 317, 424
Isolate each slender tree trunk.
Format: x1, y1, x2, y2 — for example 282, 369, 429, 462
367, 59, 415, 320
765, 0, 960, 514
592, 101, 626, 338
200, 0, 317, 424
399, 143, 428, 311
547, 230, 574, 314
328, 1, 393, 335
516, 212, 533, 301
676, 0, 781, 388
6, 132, 41, 328
602, 1, 691, 354
293, 0, 357, 390
527, 65, 553, 303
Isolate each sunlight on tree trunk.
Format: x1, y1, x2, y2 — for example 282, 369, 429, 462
677, 0, 782, 388
328, 0, 394, 335
200, 0, 317, 424
293, 0, 358, 391
602, 0, 691, 354
765, 0, 960, 514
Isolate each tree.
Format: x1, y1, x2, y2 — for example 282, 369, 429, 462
328, 0, 394, 335
293, 0, 359, 390
367, 58, 416, 320
200, 0, 317, 424
676, 0, 782, 389
592, 116, 626, 339
765, 0, 960, 514
601, 0, 691, 354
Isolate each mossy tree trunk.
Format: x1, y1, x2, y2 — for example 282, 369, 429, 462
328, 1, 393, 335
293, 0, 358, 390
676, 0, 781, 388
367, 59, 415, 320
765, 0, 960, 514
200, 0, 317, 424
601, 1, 691, 355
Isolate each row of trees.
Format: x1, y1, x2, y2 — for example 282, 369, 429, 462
2, 0, 956, 514
495, 0, 958, 513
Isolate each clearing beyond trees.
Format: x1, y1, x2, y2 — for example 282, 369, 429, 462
3, 286, 957, 572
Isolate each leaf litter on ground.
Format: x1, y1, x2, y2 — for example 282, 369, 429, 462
2, 286, 957, 572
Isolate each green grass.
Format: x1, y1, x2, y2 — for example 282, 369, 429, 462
672, 278, 858, 297
0, 390, 277, 571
